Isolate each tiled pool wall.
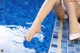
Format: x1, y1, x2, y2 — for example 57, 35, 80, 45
0, 0, 56, 53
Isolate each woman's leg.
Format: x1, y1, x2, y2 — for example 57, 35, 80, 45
52, 0, 65, 19
77, 7, 80, 19
25, 0, 58, 42
63, 0, 80, 40
76, 1, 80, 18
75, 1, 80, 23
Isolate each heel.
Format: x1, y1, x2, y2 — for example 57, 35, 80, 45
70, 33, 80, 40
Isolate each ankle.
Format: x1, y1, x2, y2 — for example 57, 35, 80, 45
33, 19, 41, 25
69, 15, 77, 20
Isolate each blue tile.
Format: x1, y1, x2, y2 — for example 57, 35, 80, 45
68, 51, 75, 53
67, 47, 74, 51
61, 46, 67, 49
62, 49, 67, 53
74, 40, 80, 44
68, 43, 74, 47
50, 52, 55, 53
61, 43, 67, 47
51, 44, 57, 48
75, 44, 80, 48
76, 47, 80, 52
61, 40, 67, 43
53, 35, 58, 38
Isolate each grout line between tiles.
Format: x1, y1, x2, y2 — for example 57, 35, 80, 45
73, 41, 76, 53
56, 19, 63, 53
67, 20, 70, 53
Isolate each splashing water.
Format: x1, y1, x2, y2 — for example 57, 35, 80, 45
0, 25, 44, 53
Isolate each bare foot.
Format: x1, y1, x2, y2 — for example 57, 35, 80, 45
70, 23, 80, 40
69, 15, 80, 40
25, 23, 41, 42
70, 4, 80, 40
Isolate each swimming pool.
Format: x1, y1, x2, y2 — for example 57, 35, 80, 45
0, 0, 56, 53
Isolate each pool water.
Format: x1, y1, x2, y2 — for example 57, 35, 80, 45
0, 0, 56, 53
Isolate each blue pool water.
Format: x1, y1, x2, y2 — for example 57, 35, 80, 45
0, 0, 56, 53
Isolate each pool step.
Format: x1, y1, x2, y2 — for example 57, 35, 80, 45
48, 18, 80, 53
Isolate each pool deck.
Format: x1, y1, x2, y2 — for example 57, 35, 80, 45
48, 18, 80, 53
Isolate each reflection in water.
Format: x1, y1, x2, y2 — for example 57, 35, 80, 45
0, 25, 44, 53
